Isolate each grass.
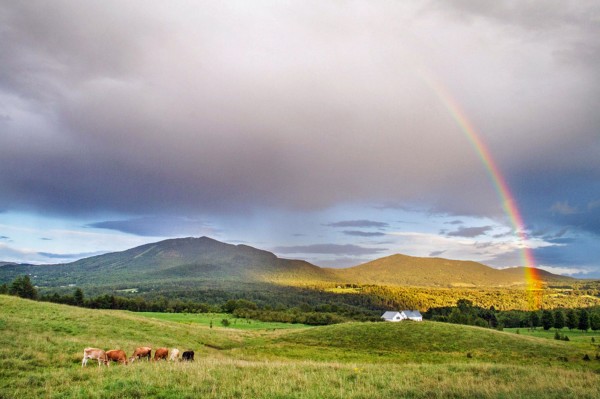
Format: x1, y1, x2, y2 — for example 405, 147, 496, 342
1, 295, 600, 398
135, 312, 311, 330
505, 327, 600, 344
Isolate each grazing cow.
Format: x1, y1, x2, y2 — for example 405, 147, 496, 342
154, 347, 168, 361
105, 349, 128, 366
182, 350, 194, 361
129, 347, 152, 363
82, 348, 107, 367
169, 348, 180, 361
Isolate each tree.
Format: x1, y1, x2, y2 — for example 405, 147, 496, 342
489, 312, 499, 329
541, 310, 554, 331
590, 313, 600, 331
74, 288, 84, 306
566, 309, 578, 330
0, 283, 8, 295
456, 299, 473, 313
9, 275, 37, 300
553, 309, 565, 330
578, 309, 590, 332
529, 311, 540, 329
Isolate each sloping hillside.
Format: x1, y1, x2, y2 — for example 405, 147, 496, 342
1, 296, 598, 399
331, 254, 528, 287
498, 266, 574, 284
0, 237, 338, 288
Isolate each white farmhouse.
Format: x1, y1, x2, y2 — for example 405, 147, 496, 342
381, 310, 423, 322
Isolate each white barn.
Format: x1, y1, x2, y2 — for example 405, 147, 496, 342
381, 310, 423, 322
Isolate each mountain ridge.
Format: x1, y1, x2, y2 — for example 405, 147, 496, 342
0, 236, 572, 289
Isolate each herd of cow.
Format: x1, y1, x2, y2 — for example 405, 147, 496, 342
82, 347, 195, 366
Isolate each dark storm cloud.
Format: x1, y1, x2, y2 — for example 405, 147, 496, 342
326, 220, 389, 229
513, 170, 600, 236
429, 250, 447, 257
444, 226, 493, 238
273, 244, 386, 256
0, 0, 598, 227
88, 217, 217, 237
342, 230, 386, 237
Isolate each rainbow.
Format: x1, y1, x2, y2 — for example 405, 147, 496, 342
419, 72, 542, 308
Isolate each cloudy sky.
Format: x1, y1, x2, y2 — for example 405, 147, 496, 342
1, 1, 599, 277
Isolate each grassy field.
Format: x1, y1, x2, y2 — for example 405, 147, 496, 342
1, 295, 599, 398
504, 327, 600, 345
135, 312, 311, 330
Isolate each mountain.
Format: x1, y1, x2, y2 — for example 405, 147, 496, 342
0, 237, 572, 291
329, 254, 527, 287
0, 237, 337, 289
0, 261, 17, 267
497, 266, 574, 284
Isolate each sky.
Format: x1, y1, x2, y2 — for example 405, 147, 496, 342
1, 1, 599, 277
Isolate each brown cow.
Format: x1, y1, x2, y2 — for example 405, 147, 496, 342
105, 349, 128, 366
154, 347, 168, 361
82, 348, 107, 367
129, 347, 152, 363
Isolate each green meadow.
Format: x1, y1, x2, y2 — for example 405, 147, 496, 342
136, 312, 310, 330
1, 295, 599, 398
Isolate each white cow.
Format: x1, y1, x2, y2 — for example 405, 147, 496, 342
82, 347, 107, 367
169, 348, 180, 361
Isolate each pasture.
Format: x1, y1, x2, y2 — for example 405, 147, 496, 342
504, 327, 600, 345
1, 295, 599, 398
136, 311, 310, 330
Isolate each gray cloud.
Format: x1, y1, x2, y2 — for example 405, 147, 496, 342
0, 236, 9, 240
550, 201, 578, 215
87, 217, 217, 237
429, 250, 447, 257
315, 257, 370, 268
445, 226, 493, 238
37, 251, 105, 260
273, 244, 386, 256
0, 0, 598, 277
342, 230, 386, 237
326, 220, 389, 229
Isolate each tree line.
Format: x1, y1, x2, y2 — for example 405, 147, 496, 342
1, 276, 377, 325
426, 299, 600, 332
3, 275, 599, 329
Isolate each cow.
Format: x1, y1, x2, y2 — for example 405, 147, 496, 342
154, 347, 168, 361
82, 348, 107, 367
182, 350, 194, 361
105, 349, 128, 366
169, 348, 180, 361
129, 347, 152, 363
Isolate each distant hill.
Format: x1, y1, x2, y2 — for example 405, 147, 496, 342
0, 237, 337, 289
0, 261, 17, 267
329, 254, 575, 288
497, 267, 574, 284
0, 237, 572, 291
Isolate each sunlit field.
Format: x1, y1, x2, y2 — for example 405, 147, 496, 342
1, 295, 599, 398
